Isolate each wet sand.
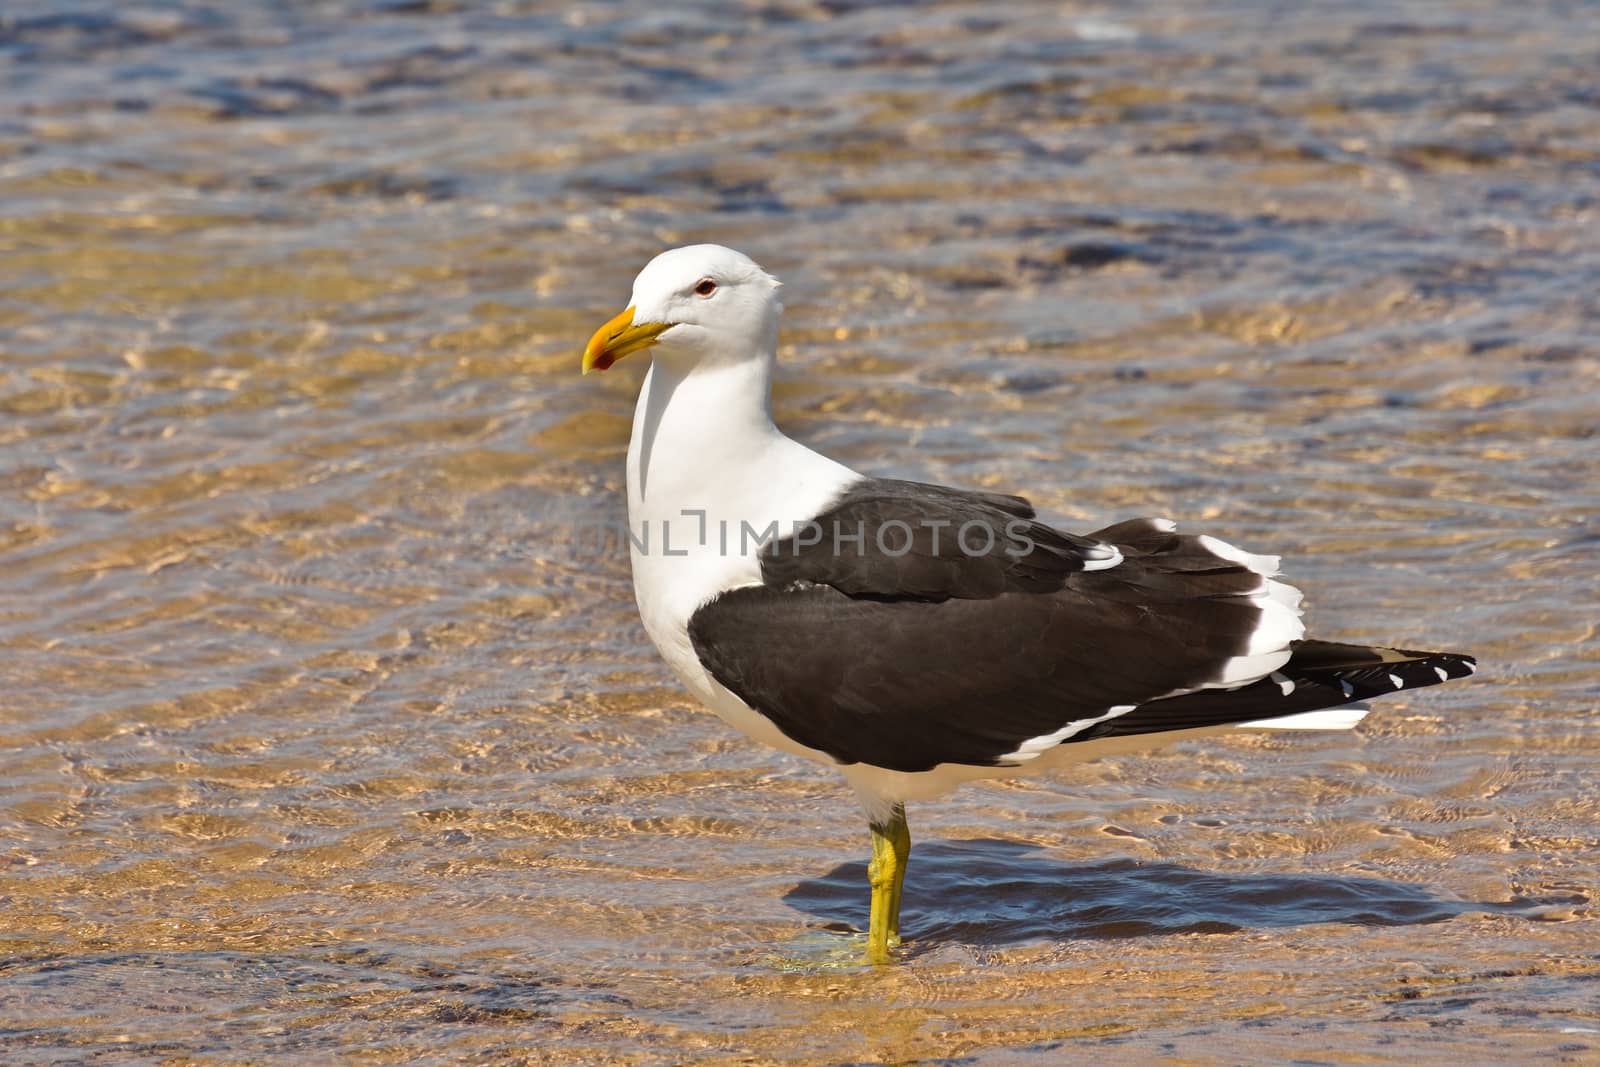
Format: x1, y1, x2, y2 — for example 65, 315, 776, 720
1, 1, 1597, 1062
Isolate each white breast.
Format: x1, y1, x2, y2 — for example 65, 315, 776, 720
624, 360, 859, 760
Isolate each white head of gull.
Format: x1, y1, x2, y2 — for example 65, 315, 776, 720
581, 243, 1476, 964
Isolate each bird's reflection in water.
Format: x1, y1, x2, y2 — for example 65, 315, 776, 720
784, 838, 1572, 951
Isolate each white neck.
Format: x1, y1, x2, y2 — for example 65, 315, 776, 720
628, 351, 779, 512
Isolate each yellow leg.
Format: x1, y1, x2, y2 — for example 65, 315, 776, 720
866, 804, 911, 965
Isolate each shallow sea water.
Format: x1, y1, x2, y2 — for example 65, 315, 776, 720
2, 1, 1597, 1063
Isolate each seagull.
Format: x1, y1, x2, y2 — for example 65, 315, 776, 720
580, 244, 1475, 964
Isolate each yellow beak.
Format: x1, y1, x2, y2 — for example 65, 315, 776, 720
582, 306, 672, 374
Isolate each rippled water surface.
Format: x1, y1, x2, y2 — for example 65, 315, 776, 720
2, 1, 1597, 1063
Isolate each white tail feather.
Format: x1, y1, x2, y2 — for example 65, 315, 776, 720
1243, 704, 1371, 730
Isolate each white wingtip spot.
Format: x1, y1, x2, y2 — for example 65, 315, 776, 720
1205, 580, 1305, 690
1465, 661, 1477, 675
1151, 518, 1177, 533
1082, 544, 1123, 572
1433, 666, 1449, 682
1388, 672, 1404, 689
1265, 578, 1305, 615
1270, 671, 1295, 696
1242, 591, 1306, 657
1197, 534, 1280, 578
1339, 678, 1354, 698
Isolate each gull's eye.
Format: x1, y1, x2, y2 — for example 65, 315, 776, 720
693, 278, 717, 297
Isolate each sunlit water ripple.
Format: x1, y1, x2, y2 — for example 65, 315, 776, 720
1, 1, 1596, 1063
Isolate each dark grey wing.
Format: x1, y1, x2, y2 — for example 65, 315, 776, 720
690, 593, 1475, 774
688, 579, 1244, 771
758, 478, 1120, 600
690, 496, 1477, 772
690, 503, 1296, 771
